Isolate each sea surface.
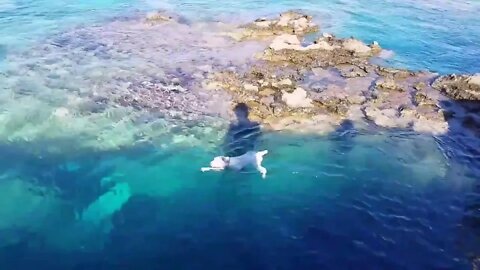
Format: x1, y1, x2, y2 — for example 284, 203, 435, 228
1, 0, 480, 269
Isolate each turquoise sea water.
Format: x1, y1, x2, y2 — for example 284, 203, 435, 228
2, 0, 480, 73
1, 0, 480, 269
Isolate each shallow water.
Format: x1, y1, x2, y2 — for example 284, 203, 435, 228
1, 0, 480, 269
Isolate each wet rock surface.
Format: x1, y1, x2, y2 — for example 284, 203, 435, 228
202, 11, 480, 135
230, 11, 318, 41
432, 74, 480, 101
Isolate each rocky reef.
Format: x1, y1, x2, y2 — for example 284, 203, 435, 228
228, 11, 318, 41
202, 11, 480, 136
432, 74, 480, 101
0, 10, 479, 156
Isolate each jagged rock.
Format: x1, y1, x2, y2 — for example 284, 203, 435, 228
375, 77, 404, 92
190, 11, 477, 136
414, 92, 437, 107
203, 81, 223, 90
308, 84, 353, 115
433, 74, 480, 101
262, 34, 380, 69
308, 40, 337, 51
337, 65, 369, 78
468, 74, 480, 86
259, 88, 276, 96
343, 38, 372, 56
268, 34, 345, 52
275, 11, 318, 34
253, 18, 274, 28
260, 96, 275, 106
282, 87, 313, 108
413, 117, 448, 135
317, 98, 350, 115
276, 78, 293, 87
370, 41, 382, 53
269, 34, 302, 51
145, 11, 175, 24
364, 107, 411, 128
414, 81, 426, 91
243, 83, 259, 92
233, 11, 318, 40
375, 66, 414, 79
165, 84, 187, 93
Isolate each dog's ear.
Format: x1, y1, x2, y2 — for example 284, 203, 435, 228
221, 156, 230, 163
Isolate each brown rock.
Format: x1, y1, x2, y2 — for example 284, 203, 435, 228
259, 88, 276, 96
337, 65, 369, 78
413, 82, 426, 91
432, 74, 480, 101
375, 77, 404, 92
414, 92, 437, 107
235, 11, 318, 40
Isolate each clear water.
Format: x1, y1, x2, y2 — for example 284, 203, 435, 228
1, 0, 480, 269
2, 0, 480, 73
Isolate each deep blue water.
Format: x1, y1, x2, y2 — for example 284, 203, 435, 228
1, 0, 480, 269
0, 130, 478, 269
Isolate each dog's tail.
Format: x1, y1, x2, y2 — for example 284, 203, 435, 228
257, 150, 268, 157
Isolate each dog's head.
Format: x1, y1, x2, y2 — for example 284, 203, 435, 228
210, 156, 230, 169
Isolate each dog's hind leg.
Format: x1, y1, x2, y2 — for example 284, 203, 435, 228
255, 150, 268, 178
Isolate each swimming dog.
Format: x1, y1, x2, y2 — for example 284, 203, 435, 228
201, 150, 268, 178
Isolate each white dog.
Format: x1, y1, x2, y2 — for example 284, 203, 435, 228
201, 150, 269, 178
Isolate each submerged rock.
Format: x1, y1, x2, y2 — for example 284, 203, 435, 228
243, 83, 259, 92
52, 107, 70, 118
81, 182, 131, 225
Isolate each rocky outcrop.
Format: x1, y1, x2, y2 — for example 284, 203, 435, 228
201, 11, 480, 135
432, 74, 480, 101
261, 34, 381, 69
145, 10, 186, 24
229, 11, 318, 41
7, 8, 478, 157
282, 87, 313, 108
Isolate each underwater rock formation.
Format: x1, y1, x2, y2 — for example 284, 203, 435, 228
81, 182, 131, 226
